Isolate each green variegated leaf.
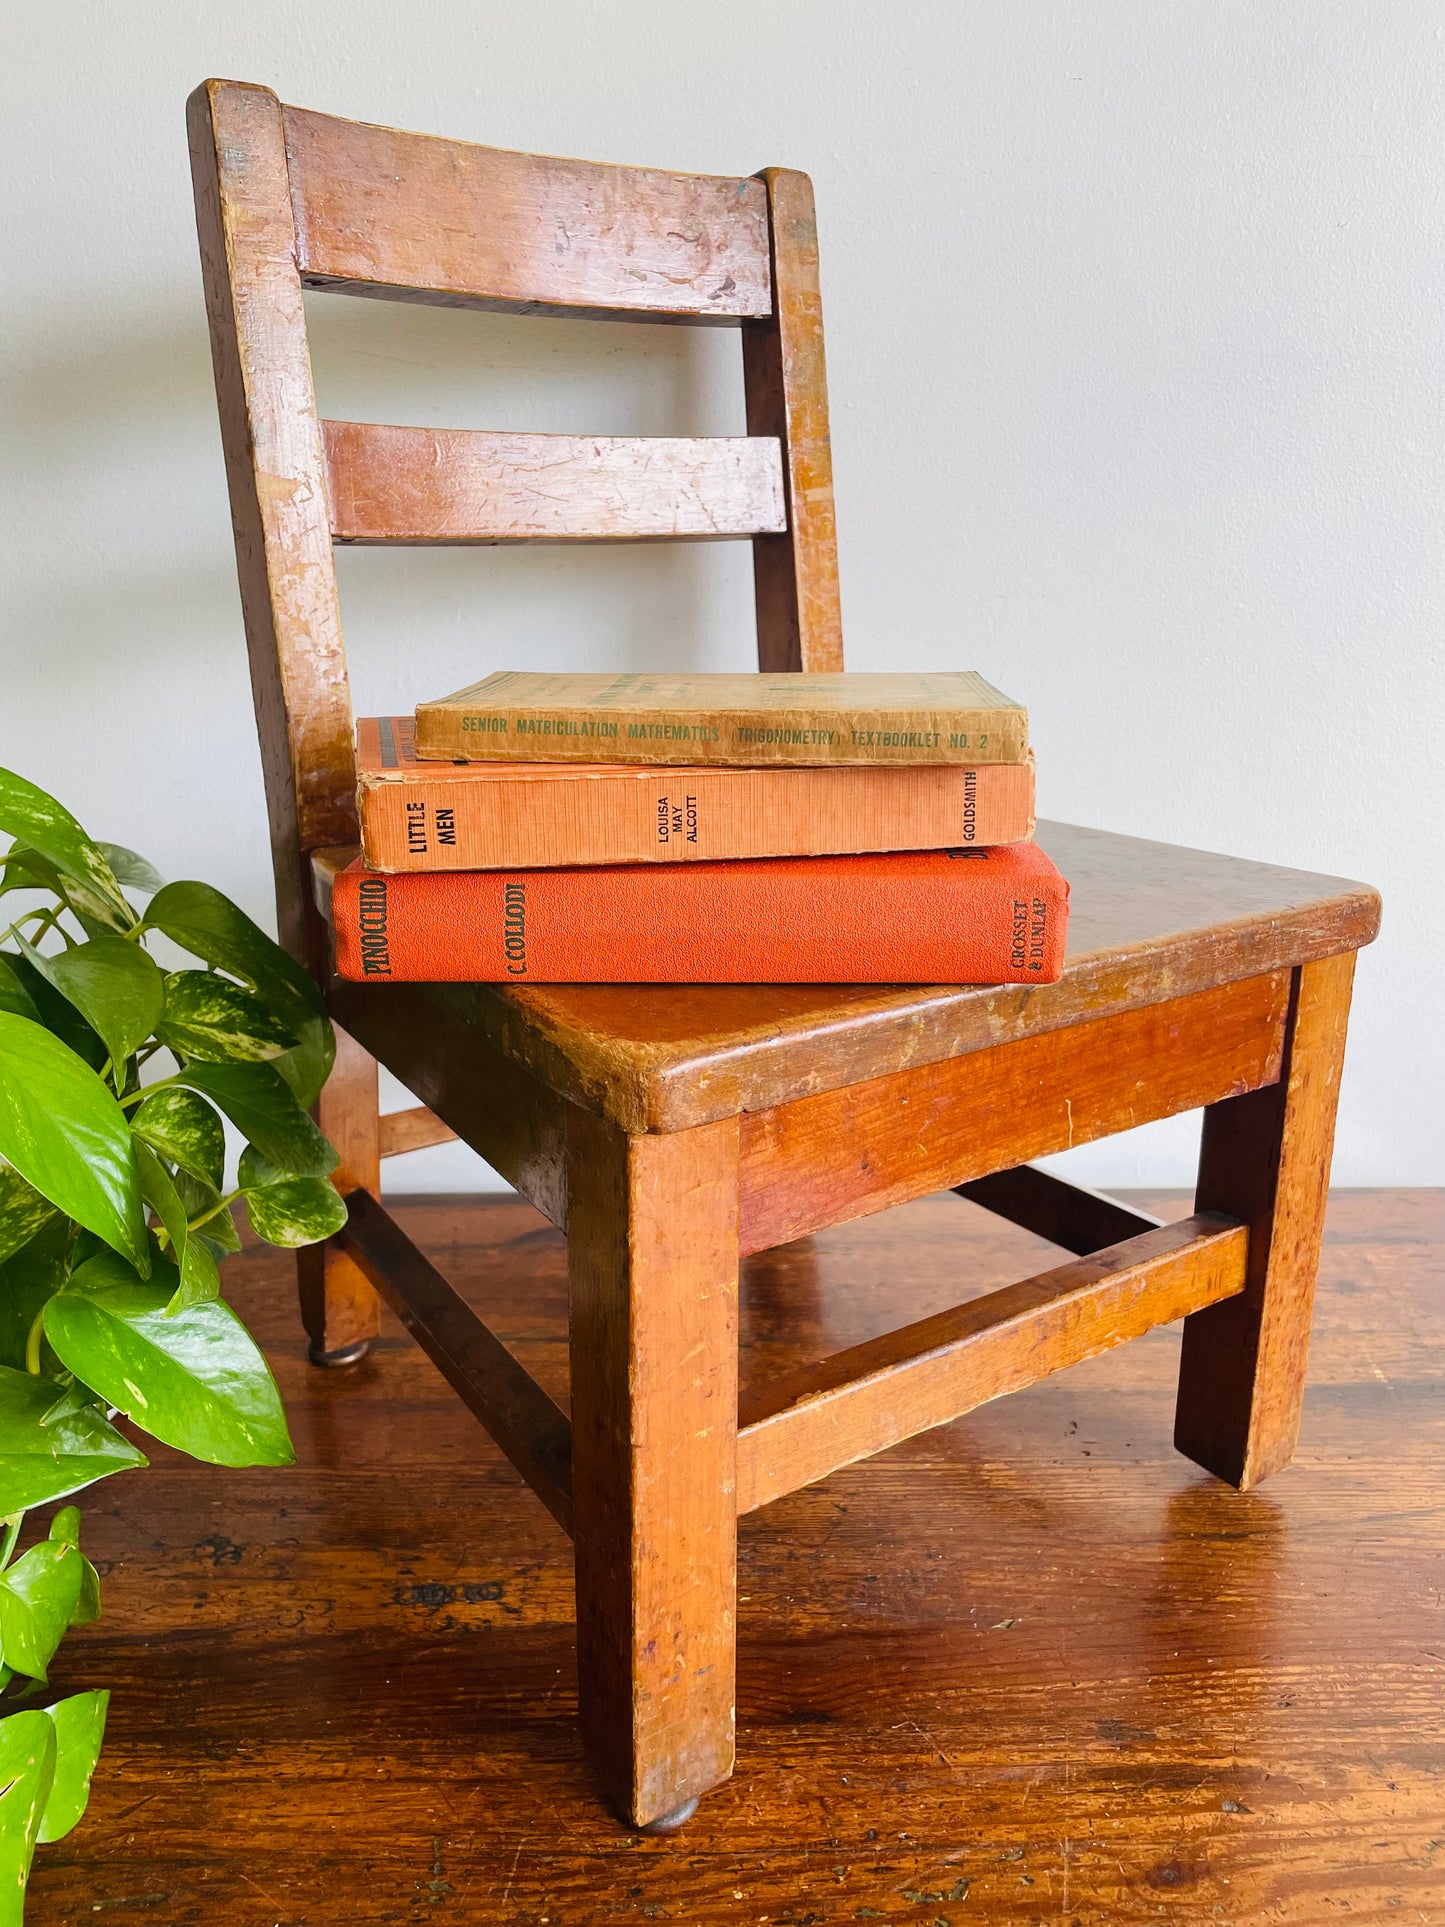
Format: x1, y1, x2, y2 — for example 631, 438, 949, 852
0, 1534, 83, 1682
47, 1508, 80, 1549
45, 1510, 100, 1627
0, 1217, 69, 1370
133, 1138, 217, 1309
0, 958, 41, 1026
0, 1014, 147, 1271
268, 1012, 334, 1112
172, 1169, 241, 1256
37, 1689, 108, 1843
0, 770, 133, 931
156, 971, 297, 1064
168, 1234, 220, 1315
0, 1367, 146, 1516
0, 845, 62, 902
0, 1165, 59, 1268
43, 1252, 294, 1468
15, 932, 164, 1078
243, 1174, 347, 1249
144, 882, 333, 1104
0, 1708, 56, 1917
2, 953, 107, 1072
144, 882, 323, 1022
179, 1061, 335, 1178
134, 1138, 187, 1258
97, 844, 165, 895
130, 1088, 225, 1190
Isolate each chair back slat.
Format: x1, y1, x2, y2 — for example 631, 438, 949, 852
284, 106, 773, 322
322, 422, 787, 543
189, 79, 845, 975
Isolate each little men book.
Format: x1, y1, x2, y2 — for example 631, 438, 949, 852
413, 670, 1029, 768
332, 841, 1069, 984
357, 717, 1036, 871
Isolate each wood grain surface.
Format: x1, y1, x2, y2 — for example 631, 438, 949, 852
378, 1104, 456, 1160
743, 167, 845, 671
420, 819, 1380, 1133
27, 1187, 1443, 1922
566, 1112, 741, 1826
322, 423, 787, 544
188, 80, 358, 966
298, 1022, 381, 1357
1177, 951, 1358, 1487
736, 971, 1287, 1253
283, 104, 773, 321
735, 1214, 1248, 1513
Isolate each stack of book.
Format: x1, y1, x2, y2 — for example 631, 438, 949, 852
332, 672, 1068, 984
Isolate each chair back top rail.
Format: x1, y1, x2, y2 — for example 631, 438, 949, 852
284, 104, 774, 322
188, 78, 842, 970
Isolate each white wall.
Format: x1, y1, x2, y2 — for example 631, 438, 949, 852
4, 2, 1438, 1190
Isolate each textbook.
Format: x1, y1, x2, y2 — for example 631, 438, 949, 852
331, 841, 1069, 985
356, 717, 1036, 871
412, 670, 1029, 768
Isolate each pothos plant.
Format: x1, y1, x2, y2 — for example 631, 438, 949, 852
0, 768, 347, 1919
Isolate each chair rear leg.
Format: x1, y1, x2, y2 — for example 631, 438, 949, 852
566, 1107, 740, 1831
1175, 951, 1357, 1487
300, 1023, 382, 1365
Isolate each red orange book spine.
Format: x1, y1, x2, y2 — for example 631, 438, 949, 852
331, 843, 1069, 985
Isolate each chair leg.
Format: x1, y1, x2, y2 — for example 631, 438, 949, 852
1175, 951, 1357, 1488
299, 1023, 383, 1364
566, 1107, 740, 1831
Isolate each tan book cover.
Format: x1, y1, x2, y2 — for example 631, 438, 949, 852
356, 717, 1036, 871
413, 669, 1028, 767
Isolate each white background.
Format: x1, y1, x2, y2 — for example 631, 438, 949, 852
4, 3, 1438, 1192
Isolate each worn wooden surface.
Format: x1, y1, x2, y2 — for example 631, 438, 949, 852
298, 1023, 381, 1356
330, 976, 569, 1227
735, 1214, 1248, 1515
29, 1187, 1443, 1921
956, 1163, 1162, 1255
1177, 952, 1358, 1488
378, 1104, 456, 1160
283, 103, 773, 322
339, 1187, 573, 1533
566, 1112, 741, 1826
743, 167, 844, 672
425, 821, 1380, 1133
737, 971, 1287, 1252
322, 423, 788, 544
188, 79, 357, 965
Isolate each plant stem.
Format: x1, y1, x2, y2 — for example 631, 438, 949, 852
23, 1307, 46, 1376
187, 1190, 241, 1234
0, 905, 64, 948
120, 1074, 180, 1111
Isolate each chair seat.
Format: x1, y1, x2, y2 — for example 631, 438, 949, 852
318, 821, 1379, 1133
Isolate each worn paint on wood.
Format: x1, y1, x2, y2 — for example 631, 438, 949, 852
322, 423, 788, 544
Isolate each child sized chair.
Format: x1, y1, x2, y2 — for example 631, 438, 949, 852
188, 80, 1380, 1831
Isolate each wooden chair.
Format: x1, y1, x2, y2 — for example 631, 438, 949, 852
188, 80, 1381, 1832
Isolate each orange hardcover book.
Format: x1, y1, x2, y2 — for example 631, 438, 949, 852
332, 842, 1069, 985
356, 717, 1036, 871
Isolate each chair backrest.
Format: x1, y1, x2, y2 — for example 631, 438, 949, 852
187, 79, 842, 968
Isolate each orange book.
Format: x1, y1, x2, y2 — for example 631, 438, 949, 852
332, 842, 1069, 985
356, 717, 1036, 871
